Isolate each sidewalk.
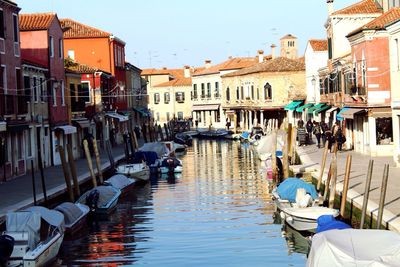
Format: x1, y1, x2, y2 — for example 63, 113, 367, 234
292, 144, 400, 232
0, 144, 127, 220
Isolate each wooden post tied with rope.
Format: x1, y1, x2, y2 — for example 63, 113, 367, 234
92, 138, 103, 184
283, 131, 289, 179
377, 164, 389, 229
83, 139, 97, 188
59, 146, 74, 202
360, 160, 374, 229
340, 154, 352, 218
317, 141, 329, 191
67, 144, 80, 197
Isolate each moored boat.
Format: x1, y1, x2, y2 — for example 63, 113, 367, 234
4, 206, 64, 267
160, 156, 183, 174
54, 202, 89, 238
104, 174, 136, 194
76, 186, 121, 215
174, 133, 193, 146
198, 129, 229, 139
115, 163, 150, 182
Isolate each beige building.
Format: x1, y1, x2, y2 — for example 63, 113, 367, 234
221, 57, 306, 131
280, 34, 298, 60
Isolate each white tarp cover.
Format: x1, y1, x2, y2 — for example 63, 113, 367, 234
256, 130, 285, 159
24, 206, 64, 228
139, 142, 170, 157
307, 229, 400, 267
77, 186, 120, 208
6, 211, 41, 250
55, 202, 85, 226
105, 174, 135, 190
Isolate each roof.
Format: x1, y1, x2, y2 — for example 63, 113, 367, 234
60, 18, 111, 38
280, 34, 297, 40
222, 57, 305, 78
154, 77, 192, 87
309, 39, 328, 51
193, 57, 257, 76
19, 13, 57, 31
141, 67, 204, 77
331, 0, 382, 16
64, 58, 98, 74
348, 8, 400, 36
21, 59, 48, 70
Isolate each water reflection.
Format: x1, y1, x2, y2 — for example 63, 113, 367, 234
60, 139, 306, 266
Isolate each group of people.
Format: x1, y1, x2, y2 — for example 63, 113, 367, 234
297, 119, 346, 151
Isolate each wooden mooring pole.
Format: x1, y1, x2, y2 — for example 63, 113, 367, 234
30, 160, 37, 205
59, 146, 74, 202
317, 141, 329, 191
83, 140, 97, 188
340, 155, 352, 218
282, 131, 289, 179
38, 151, 48, 206
67, 144, 80, 198
377, 164, 389, 229
360, 159, 374, 229
328, 151, 338, 209
92, 138, 103, 184
291, 127, 297, 165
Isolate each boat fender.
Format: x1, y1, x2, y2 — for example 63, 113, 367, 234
286, 216, 294, 224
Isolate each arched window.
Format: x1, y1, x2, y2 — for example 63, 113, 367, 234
264, 83, 272, 100
236, 86, 240, 100
226, 87, 230, 101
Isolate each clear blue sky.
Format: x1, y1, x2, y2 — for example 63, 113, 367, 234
17, 0, 356, 69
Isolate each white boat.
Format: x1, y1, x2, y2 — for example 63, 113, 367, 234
280, 206, 339, 232
307, 229, 400, 267
160, 156, 183, 174
115, 163, 150, 181
4, 206, 64, 267
104, 174, 136, 194
76, 186, 121, 215
54, 202, 89, 238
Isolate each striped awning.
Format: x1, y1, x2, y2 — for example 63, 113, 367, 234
192, 104, 220, 111
296, 103, 313, 113
284, 101, 303, 111
307, 103, 326, 114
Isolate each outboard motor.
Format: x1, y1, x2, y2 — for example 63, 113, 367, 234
85, 189, 100, 212
0, 234, 14, 266
166, 158, 175, 174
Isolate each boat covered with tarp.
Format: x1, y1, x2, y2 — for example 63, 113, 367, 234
104, 174, 136, 192
139, 142, 170, 158
76, 185, 121, 215
54, 202, 89, 237
316, 215, 351, 233
307, 229, 400, 267
276, 178, 318, 203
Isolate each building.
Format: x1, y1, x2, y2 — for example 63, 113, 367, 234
280, 34, 298, 60
222, 57, 306, 131
20, 12, 71, 166
192, 57, 258, 129
0, 0, 26, 181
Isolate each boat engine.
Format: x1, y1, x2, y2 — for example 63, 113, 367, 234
86, 189, 100, 212
0, 234, 14, 266
166, 158, 175, 174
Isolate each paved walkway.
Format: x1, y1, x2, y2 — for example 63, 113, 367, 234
292, 144, 400, 232
0, 144, 128, 221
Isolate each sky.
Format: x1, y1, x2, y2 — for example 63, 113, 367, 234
16, 0, 357, 69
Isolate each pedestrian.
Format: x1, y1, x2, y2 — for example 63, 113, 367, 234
335, 128, 346, 151
297, 119, 304, 128
306, 120, 313, 144
312, 121, 322, 148
195, 120, 199, 130
321, 121, 328, 145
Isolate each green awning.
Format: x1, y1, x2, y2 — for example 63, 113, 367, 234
133, 107, 151, 117
295, 103, 314, 113
284, 101, 303, 111
314, 105, 331, 114
307, 103, 325, 114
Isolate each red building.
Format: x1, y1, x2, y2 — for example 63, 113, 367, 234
19, 13, 72, 166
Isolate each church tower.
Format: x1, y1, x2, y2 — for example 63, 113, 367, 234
280, 34, 298, 59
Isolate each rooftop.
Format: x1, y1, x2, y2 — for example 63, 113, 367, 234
19, 13, 57, 31
309, 39, 328, 52
60, 18, 111, 38
154, 77, 192, 87
193, 57, 258, 76
331, 0, 382, 16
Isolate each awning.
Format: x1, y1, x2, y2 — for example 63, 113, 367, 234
325, 107, 339, 116
284, 101, 303, 111
0, 121, 6, 132
338, 108, 366, 120
7, 123, 29, 133
133, 107, 151, 117
192, 104, 220, 111
307, 103, 326, 114
314, 105, 331, 114
369, 107, 392, 118
54, 125, 77, 135
296, 103, 314, 113
72, 118, 91, 129
105, 112, 129, 122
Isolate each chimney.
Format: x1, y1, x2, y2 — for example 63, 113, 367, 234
257, 50, 264, 63
184, 65, 191, 78
162, 67, 167, 70
327, 0, 334, 15
205, 59, 212, 69
271, 44, 277, 59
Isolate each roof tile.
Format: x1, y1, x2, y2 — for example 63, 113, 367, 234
309, 39, 328, 51
193, 57, 258, 76
60, 18, 111, 38
19, 13, 57, 31
332, 0, 382, 16
154, 77, 192, 87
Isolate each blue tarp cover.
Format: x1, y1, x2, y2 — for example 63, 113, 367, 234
316, 215, 351, 233
133, 151, 159, 165
240, 132, 250, 139
276, 178, 318, 202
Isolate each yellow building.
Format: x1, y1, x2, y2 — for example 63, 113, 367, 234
221, 57, 306, 131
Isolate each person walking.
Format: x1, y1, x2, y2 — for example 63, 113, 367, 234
335, 128, 346, 151
312, 122, 322, 148
306, 120, 313, 145
321, 121, 328, 145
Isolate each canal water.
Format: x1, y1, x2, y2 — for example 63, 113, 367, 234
60, 139, 307, 266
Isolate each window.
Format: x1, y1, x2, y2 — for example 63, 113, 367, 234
40, 77, 46, 102
166, 112, 170, 121
362, 60, 366, 88
1, 65, 6, 94
215, 82, 219, 97
67, 50, 75, 60
201, 83, 205, 98
13, 14, 18, 42
33, 77, 38, 102
176, 92, 185, 103
61, 80, 65, 105
52, 83, 57, 106
24, 76, 30, 101
207, 82, 211, 97
81, 81, 90, 103
328, 38, 332, 60
193, 84, 197, 98
236, 87, 240, 100
376, 118, 393, 145
49, 36, 54, 57
177, 112, 183, 120
0, 9, 4, 39
395, 39, 400, 70
26, 128, 32, 158
240, 86, 244, 100
251, 85, 254, 100
164, 92, 170, 104
154, 93, 160, 104
264, 83, 272, 100
257, 87, 260, 100
226, 87, 230, 101
59, 39, 63, 58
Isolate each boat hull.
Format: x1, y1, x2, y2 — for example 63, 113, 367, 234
115, 164, 150, 181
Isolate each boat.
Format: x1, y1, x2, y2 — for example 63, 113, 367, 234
256, 130, 284, 161
198, 129, 229, 139
139, 142, 170, 158
239, 131, 250, 142
315, 215, 351, 234
160, 156, 183, 174
104, 174, 136, 194
131, 151, 160, 173
3, 206, 64, 267
54, 202, 90, 238
223, 131, 241, 140
174, 133, 193, 146
115, 163, 150, 181
76, 185, 121, 215
307, 229, 400, 267
182, 130, 199, 137
163, 141, 187, 154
